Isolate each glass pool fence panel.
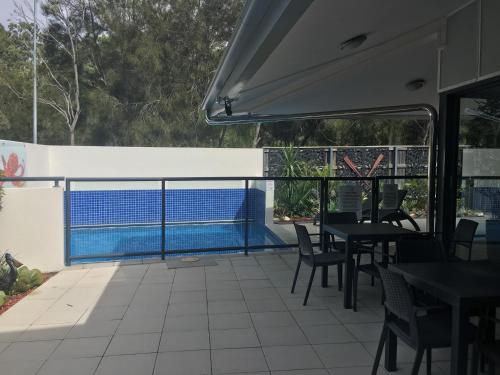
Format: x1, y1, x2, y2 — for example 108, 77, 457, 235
66, 179, 163, 264
458, 176, 500, 243
325, 177, 376, 223
247, 178, 320, 251
163, 179, 248, 255
378, 176, 429, 232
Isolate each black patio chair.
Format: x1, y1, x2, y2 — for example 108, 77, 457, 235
471, 314, 500, 375
291, 223, 345, 305
449, 219, 478, 261
361, 189, 408, 224
380, 210, 421, 232
372, 264, 476, 375
324, 211, 376, 256
353, 233, 447, 310
396, 235, 446, 264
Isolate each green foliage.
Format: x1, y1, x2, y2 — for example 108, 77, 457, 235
30, 269, 43, 287
10, 266, 44, 295
274, 146, 329, 219
0, 1, 434, 148
401, 179, 428, 215
0, 291, 6, 307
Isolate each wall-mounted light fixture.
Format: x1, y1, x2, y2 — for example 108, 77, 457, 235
340, 34, 368, 51
405, 79, 426, 91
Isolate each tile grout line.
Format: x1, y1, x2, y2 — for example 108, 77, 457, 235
232, 256, 272, 374
203, 263, 214, 375
31, 268, 93, 375
152, 263, 176, 375
90, 264, 148, 375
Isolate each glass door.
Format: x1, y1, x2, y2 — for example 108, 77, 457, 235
457, 84, 500, 260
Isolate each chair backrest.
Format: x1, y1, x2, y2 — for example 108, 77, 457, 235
324, 211, 358, 225
452, 219, 478, 254
377, 264, 414, 323
396, 235, 446, 263
294, 223, 314, 257
397, 189, 408, 208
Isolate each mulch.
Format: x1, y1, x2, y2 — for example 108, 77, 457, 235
0, 272, 57, 316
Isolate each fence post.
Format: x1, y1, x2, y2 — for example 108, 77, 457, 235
64, 179, 71, 266
320, 178, 328, 287
161, 179, 166, 260
244, 179, 249, 256
371, 178, 380, 223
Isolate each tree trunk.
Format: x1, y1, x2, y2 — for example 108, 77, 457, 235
70, 129, 75, 145
217, 126, 227, 147
252, 123, 261, 148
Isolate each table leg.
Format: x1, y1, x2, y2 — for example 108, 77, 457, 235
382, 240, 389, 265
343, 239, 354, 309
384, 329, 398, 372
451, 303, 469, 375
321, 232, 329, 287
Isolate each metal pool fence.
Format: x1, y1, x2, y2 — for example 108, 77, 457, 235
0, 175, 431, 265
63, 176, 431, 265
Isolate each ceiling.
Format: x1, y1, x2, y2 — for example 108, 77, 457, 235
203, 0, 470, 123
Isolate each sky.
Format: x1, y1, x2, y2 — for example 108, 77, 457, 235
0, 0, 18, 27
0, 0, 43, 27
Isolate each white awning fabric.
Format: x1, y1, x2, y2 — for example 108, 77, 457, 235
203, 0, 469, 123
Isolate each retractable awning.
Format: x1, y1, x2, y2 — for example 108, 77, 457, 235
202, 0, 468, 124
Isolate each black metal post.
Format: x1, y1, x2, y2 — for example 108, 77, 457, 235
244, 179, 249, 256
161, 179, 166, 260
320, 178, 328, 287
64, 179, 71, 266
371, 178, 380, 223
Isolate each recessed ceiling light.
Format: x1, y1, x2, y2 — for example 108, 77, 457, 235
405, 79, 426, 91
340, 34, 368, 51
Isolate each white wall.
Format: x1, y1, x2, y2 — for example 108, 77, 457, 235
0, 187, 65, 272
48, 146, 263, 178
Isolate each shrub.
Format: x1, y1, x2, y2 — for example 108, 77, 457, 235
30, 269, 43, 287
0, 291, 6, 307
274, 146, 330, 219
10, 266, 44, 295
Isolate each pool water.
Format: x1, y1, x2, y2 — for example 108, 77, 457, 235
70, 222, 285, 263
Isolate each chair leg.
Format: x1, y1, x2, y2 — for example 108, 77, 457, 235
411, 347, 425, 375
337, 263, 343, 291
353, 266, 359, 312
426, 348, 432, 375
371, 323, 387, 375
371, 252, 375, 286
291, 257, 302, 293
488, 360, 495, 375
303, 266, 316, 306
471, 345, 479, 375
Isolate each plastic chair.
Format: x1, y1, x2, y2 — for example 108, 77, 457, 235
291, 223, 345, 305
372, 264, 476, 375
396, 235, 446, 264
324, 212, 376, 256
450, 219, 478, 261
471, 314, 500, 375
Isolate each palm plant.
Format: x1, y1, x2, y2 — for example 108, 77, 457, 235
274, 146, 329, 219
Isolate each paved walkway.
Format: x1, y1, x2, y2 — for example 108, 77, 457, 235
0, 252, 452, 375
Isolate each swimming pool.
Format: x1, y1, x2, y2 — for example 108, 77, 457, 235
70, 222, 286, 263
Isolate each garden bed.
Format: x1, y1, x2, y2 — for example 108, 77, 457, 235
0, 272, 56, 316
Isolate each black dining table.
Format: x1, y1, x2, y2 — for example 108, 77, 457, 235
390, 261, 500, 375
322, 223, 417, 309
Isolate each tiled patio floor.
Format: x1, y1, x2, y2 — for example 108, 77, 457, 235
0, 252, 454, 375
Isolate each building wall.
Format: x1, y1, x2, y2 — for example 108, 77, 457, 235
0, 142, 268, 269
0, 187, 64, 272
